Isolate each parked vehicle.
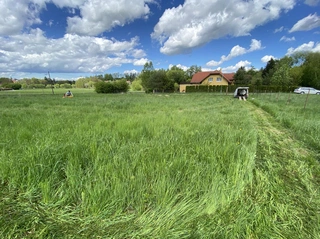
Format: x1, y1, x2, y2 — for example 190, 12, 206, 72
234, 87, 249, 99
294, 87, 320, 94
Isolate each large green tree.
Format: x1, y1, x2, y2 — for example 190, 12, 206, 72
140, 61, 155, 92
251, 70, 263, 86
166, 66, 187, 84
289, 66, 303, 86
234, 67, 252, 85
151, 69, 174, 92
186, 65, 201, 80
271, 56, 293, 88
0, 77, 12, 85
300, 52, 320, 88
262, 58, 276, 85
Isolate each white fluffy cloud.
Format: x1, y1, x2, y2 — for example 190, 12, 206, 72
0, 0, 155, 36
168, 64, 188, 71
124, 69, 139, 75
221, 60, 252, 73
289, 13, 320, 32
0, 1, 43, 36
0, 0, 152, 76
152, 0, 295, 55
286, 41, 320, 55
206, 39, 263, 67
0, 29, 146, 73
261, 55, 276, 63
66, 0, 155, 36
51, 0, 87, 8
133, 58, 149, 66
203, 60, 252, 73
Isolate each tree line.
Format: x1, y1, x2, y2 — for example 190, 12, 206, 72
233, 52, 320, 89
0, 51, 319, 92
0, 77, 75, 90
75, 64, 202, 92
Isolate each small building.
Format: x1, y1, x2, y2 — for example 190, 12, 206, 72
179, 70, 234, 93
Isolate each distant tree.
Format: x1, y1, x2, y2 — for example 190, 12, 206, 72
291, 51, 308, 66
289, 66, 303, 86
271, 56, 293, 88
142, 61, 154, 72
151, 69, 174, 92
96, 74, 104, 80
186, 65, 202, 79
112, 73, 123, 80
140, 61, 155, 92
124, 73, 137, 82
75, 78, 88, 88
104, 73, 114, 81
234, 67, 252, 85
247, 67, 257, 77
300, 52, 320, 88
262, 58, 276, 85
251, 70, 263, 86
166, 66, 187, 84
0, 77, 12, 85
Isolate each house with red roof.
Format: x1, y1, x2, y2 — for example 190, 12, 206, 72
179, 70, 234, 92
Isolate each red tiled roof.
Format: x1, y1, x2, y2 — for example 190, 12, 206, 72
223, 73, 235, 82
190, 71, 234, 84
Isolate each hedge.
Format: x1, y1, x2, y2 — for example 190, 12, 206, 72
185, 85, 298, 93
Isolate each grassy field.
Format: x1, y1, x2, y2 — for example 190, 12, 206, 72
251, 92, 320, 151
0, 90, 319, 238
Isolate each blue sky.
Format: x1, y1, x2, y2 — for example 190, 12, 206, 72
0, 0, 319, 80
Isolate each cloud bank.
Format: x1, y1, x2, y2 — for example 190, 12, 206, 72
151, 0, 295, 55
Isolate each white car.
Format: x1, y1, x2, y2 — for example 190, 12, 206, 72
294, 87, 320, 94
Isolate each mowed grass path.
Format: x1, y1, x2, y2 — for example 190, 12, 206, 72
0, 90, 319, 238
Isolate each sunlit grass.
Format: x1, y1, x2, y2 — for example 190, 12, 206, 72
251, 92, 320, 151
0, 91, 319, 238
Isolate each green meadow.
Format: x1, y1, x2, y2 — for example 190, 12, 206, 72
0, 89, 319, 238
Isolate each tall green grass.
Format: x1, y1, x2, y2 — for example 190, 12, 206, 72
251, 92, 320, 152
0, 91, 319, 238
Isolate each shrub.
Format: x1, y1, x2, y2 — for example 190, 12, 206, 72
3, 83, 22, 90
114, 80, 129, 93
95, 81, 108, 93
95, 80, 129, 94
63, 83, 72, 89
131, 79, 143, 91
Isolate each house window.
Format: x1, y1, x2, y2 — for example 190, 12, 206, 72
208, 77, 213, 82
217, 77, 222, 82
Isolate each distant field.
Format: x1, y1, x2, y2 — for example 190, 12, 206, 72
0, 91, 319, 238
